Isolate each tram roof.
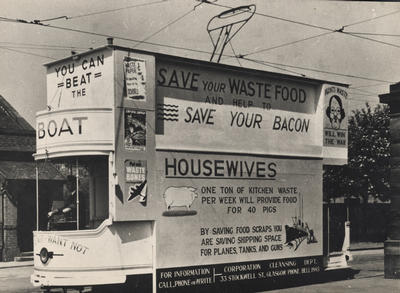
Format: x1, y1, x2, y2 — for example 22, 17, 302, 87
44, 45, 348, 88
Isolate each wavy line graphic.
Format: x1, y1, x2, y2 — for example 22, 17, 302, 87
157, 113, 179, 117
157, 103, 179, 108
157, 111, 178, 115
157, 117, 179, 121
157, 108, 179, 113
158, 103, 180, 122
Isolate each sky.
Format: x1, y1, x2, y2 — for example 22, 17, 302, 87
1, 0, 400, 126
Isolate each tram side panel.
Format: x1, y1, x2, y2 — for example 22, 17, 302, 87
155, 152, 323, 290
111, 49, 325, 291
111, 49, 324, 218
153, 57, 324, 291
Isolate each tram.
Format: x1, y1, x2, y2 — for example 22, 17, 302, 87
31, 44, 349, 292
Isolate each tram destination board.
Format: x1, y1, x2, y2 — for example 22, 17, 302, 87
157, 256, 322, 292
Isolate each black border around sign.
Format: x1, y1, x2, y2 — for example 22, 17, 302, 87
156, 256, 323, 292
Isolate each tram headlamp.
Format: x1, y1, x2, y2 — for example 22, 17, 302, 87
39, 247, 53, 264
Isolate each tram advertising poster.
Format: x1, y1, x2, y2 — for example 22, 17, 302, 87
321, 84, 348, 165
46, 49, 114, 110
125, 160, 147, 206
124, 57, 146, 100
156, 96, 319, 157
124, 109, 146, 151
155, 60, 324, 158
323, 85, 348, 148
155, 152, 323, 291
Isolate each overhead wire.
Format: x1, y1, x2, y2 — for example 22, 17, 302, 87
245, 16, 400, 57
242, 31, 334, 57
241, 56, 394, 83
0, 2, 393, 105
342, 8, 400, 28
203, 0, 336, 59
0, 47, 56, 59
341, 31, 400, 50
228, 41, 242, 67
37, 0, 169, 22
204, 1, 400, 57
0, 41, 91, 50
245, 57, 306, 77
202, 1, 332, 32
220, 3, 400, 86
0, 11, 396, 85
345, 32, 400, 37
132, 5, 197, 49
0, 16, 21, 23
197, 1, 338, 64
0, 16, 216, 56
0, 45, 87, 51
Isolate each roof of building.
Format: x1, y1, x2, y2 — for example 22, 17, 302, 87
0, 95, 35, 153
0, 95, 34, 133
0, 134, 35, 152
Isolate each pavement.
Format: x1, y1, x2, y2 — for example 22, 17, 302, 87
265, 249, 399, 293
349, 242, 384, 251
0, 265, 40, 293
0, 260, 33, 269
0, 246, 399, 292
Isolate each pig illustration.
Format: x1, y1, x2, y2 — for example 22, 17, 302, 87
163, 186, 198, 210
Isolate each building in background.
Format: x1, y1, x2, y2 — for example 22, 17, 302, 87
0, 95, 62, 261
0, 94, 36, 261
379, 83, 400, 279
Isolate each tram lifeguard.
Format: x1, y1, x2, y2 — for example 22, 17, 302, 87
31, 45, 348, 292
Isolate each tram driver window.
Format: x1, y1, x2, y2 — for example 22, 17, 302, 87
43, 156, 109, 231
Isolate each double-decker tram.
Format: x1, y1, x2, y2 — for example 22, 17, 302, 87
31, 45, 349, 292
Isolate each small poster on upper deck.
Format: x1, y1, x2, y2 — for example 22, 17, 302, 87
125, 160, 147, 206
124, 109, 146, 151
323, 86, 348, 148
124, 57, 146, 100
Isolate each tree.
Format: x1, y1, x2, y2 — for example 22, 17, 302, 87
324, 103, 390, 203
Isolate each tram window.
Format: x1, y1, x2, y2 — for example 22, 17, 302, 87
37, 156, 109, 231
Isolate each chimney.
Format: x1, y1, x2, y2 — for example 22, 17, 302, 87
107, 37, 114, 46
390, 82, 400, 93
